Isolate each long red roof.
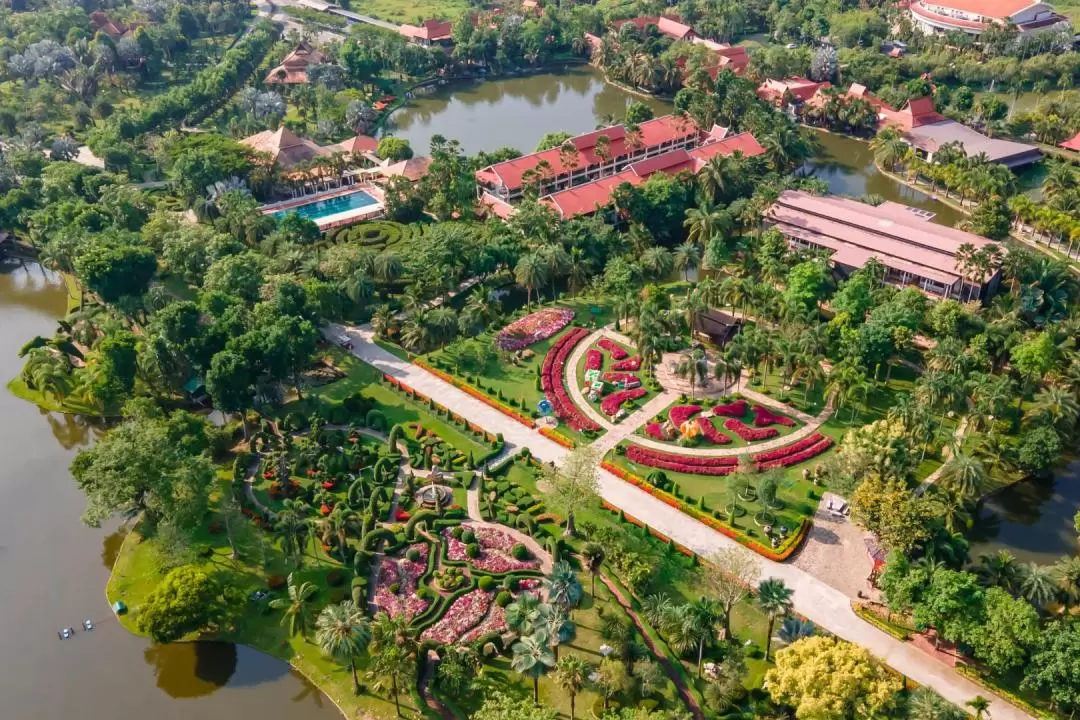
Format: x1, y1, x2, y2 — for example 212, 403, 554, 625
1060, 131, 1080, 152
476, 115, 699, 191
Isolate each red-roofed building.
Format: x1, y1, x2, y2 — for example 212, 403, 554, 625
1060, 132, 1080, 152
399, 19, 454, 45
539, 132, 765, 219
265, 42, 328, 85
475, 114, 701, 201
766, 190, 1002, 301
757, 77, 831, 112
910, 0, 1065, 35
89, 11, 139, 41
611, 15, 696, 41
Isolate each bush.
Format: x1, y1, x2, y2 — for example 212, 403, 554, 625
495, 591, 512, 607
328, 588, 346, 604
466, 542, 480, 558
461, 529, 476, 544
478, 575, 495, 591
451, 526, 464, 539
326, 569, 345, 587
502, 576, 519, 591
511, 543, 529, 561
406, 548, 421, 562
266, 575, 287, 590
389, 582, 401, 594
351, 576, 368, 590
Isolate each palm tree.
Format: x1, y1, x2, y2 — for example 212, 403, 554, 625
274, 500, 310, 567
315, 601, 371, 694
869, 126, 909, 171
269, 573, 318, 639
757, 578, 794, 661
907, 687, 966, 720
506, 593, 550, 636
541, 244, 571, 300
370, 304, 395, 339
684, 199, 726, 247
400, 310, 433, 353
673, 240, 702, 281
682, 598, 725, 676
1019, 562, 1059, 609
544, 561, 583, 615
977, 551, 1022, 594
1053, 556, 1080, 611
675, 347, 708, 399
511, 633, 555, 705
542, 608, 576, 661
640, 246, 674, 281
778, 617, 816, 645
937, 452, 987, 501
580, 542, 605, 597
427, 306, 458, 349
367, 645, 414, 717
966, 696, 991, 720
515, 253, 547, 310
553, 654, 591, 719
1030, 384, 1080, 432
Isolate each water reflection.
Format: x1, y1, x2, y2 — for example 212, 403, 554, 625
101, 528, 127, 569
145, 642, 239, 698
44, 408, 98, 449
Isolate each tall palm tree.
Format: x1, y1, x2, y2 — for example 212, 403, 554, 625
553, 654, 591, 719
1029, 384, 1080, 433
506, 593, 550, 636
757, 578, 794, 660
400, 310, 433, 353
274, 500, 310, 567
542, 608, 576, 661
269, 573, 318, 639
515, 253, 547, 310
315, 600, 371, 694
544, 561, 583, 615
580, 542, 605, 597
965, 696, 991, 720
675, 347, 708, 399
673, 240, 702, 282
511, 633, 556, 705
541, 244, 571, 300
977, 550, 1022, 594
367, 645, 413, 717
937, 452, 988, 501
869, 126, 909, 171
1053, 556, 1080, 611
1020, 562, 1059, 609
683, 598, 725, 676
640, 246, 674, 281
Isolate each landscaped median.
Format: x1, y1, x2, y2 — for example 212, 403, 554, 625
600, 461, 810, 562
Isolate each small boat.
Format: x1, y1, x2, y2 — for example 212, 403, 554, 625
83, 619, 94, 631
58, 627, 74, 640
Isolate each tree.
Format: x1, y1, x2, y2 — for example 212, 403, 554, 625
75, 241, 156, 303
937, 452, 987, 501
368, 644, 414, 716
673, 240, 702, 281
511, 633, 555, 705
965, 697, 991, 720
704, 547, 759, 640
912, 569, 984, 647
545, 561, 583, 614
581, 542, 606, 597
136, 566, 237, 643
783, 260, 829, 312
905, 687, 966, 720
594, 657, 633, 711
765, 636, 901, 720
1018, 425, 1062, 475
625, 101, 654, 124
967, 587, 1039, 675
515, 253, 547, 310
269, 573, 318, 639
1022, 621, 1080, 715
809, 46, 838, 82
554, 654, 591, 718
472, 692, 556, 720
757, 578, 794, 661
850, 475, 934, 554
543, 446, 600, 536
377, 136, 413, 162
315, 600, 371, 694
206, 350, 254, 438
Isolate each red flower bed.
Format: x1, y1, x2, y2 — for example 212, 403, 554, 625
752, 405, 796, 427
753, 434, 826, 463
585, 349, 603, 371
645, 422, 669, 441
755, 435, 834, 469
601, 387, 646, 416
496, 307, 574, 351
713, 399, 748, 417
541, 327, 600, 432
669, 405, 701, 427
598, 338, 628, 360
724, 418, 778, 442
625, 444, 738, 475
699, 417, 732, 445
602, 372, 639, 386
612, 356, 642, 371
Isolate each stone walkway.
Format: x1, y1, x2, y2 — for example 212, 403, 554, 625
335, 323, 1033, 720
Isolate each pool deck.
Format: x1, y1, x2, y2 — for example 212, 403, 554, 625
261, 185, 387, 231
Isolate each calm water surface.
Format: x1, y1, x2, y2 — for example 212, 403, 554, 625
0, 261, 340, 720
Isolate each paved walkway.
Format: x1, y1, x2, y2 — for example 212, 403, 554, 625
564, 328, 618, 431
335, 324, 1032, 720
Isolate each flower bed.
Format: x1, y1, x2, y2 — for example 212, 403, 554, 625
461, 604, 507, 643
539, 426, 575, 448
723, 418, 778, 442
752, 405, 796, 427
442, 526, 540, 573
495, 307, 574, 351
373, 543, 431, 618
754, 435, 834, 469
645, 422, 669, 441
597, 338, 628, 360
669, 405, 702, 427
713, 399, 748, 417
585, 348, 603, 371
625, 444, 738, 475
602, 372, 639, 386
698, 417, 732, 445
601, 387, 647, 416
421, 589, 493, 644
540, 327, 600, 432
612, 356, 642, 371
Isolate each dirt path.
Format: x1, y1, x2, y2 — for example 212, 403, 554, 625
599, 575, 705, 720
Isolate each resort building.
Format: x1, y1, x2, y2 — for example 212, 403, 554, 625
611, 15, 697, 41
399, 19, 454, 45
910, 0, 1066, 35
475, 115, 705, 202
757, 77, 831, 114
590, 17, 749, 77
1060, 131, 1080, 152
265, 42, 328, 85
765, 190, 1001, 301
538, 131, 766, 219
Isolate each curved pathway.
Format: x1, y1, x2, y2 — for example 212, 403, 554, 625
563, 327, 617, 431
465, 475, 553, 574
333, 324, 1034, 720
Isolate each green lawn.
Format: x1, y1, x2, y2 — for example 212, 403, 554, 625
346, 0, 468, 23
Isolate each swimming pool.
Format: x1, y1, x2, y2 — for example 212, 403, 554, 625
271, 190, 381, 223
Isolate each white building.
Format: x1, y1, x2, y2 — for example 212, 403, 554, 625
910, 0, 1066, 35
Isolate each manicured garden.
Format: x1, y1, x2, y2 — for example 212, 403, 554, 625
574, 334, 662, 423
639, 395, 803, 449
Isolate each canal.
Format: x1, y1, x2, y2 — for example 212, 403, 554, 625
0, 261, 340, 720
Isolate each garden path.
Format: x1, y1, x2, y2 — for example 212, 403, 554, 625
461, 502, 554, 575
337, 323, 1034, 720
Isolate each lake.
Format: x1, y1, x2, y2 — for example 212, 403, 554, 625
971, 468, 1080, 566
0, 261, 340, 720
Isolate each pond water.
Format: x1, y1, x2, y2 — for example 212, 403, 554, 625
382, 64, 670, 155
804, 130, 967, 228
0, 261, 340, 720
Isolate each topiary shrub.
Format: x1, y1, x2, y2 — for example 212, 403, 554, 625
478, 575, 494, 591
466, 542, 480, 558
511, 543, 529, 560
495, 591, 512, 607
406, 547, 421, 562
326, 569, 345, 587
461, 529, 476, 544
365, 409, 387, 431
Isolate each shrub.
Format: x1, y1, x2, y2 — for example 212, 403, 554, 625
351, 576, 368, 590
266, 575, 287, 590
466, 542, 480, 558
328, 588, 346, 604
451, 526, 464, 539
511, 543, 529, 561
389, 582, 401, 594
478, 575, 495, 591
326, 569, 346, 587
495, 591, 512, 607
461, 529, 476, 544
406, 548, 421, 562
503, 576, 519, 591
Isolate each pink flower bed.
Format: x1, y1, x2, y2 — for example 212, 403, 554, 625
373, 543, 431, 618
421, 589, 492, 644
586, 349, 603, 371
442, 526, 540, 574
625, 445, 738, 475
699, 417, 732, 445
602, 372, 640, 386
752, 405, 796, 427
645, 422, 669, 441
713, 399, 748, 417
754, 434, 834, 469
461, 605, 506, 643
517, 578, 543, 592
724, 418, 778, 442
540, 327, 600, 432
669, 405, 701, 427
598, 338, 629, 360
601, 387, 646, 416
496, 307, 574, 350
613, 356, 642, 371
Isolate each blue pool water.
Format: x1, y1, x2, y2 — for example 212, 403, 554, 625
271, 190, 380, 222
